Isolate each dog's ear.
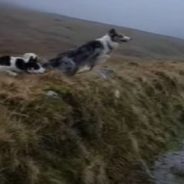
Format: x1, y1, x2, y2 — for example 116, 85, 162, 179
29, 56, 37, 62
109, 28, 117, 36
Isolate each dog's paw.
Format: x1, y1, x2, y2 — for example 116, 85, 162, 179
7, 71, 18, 77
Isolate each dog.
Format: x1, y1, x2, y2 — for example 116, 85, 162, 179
44, 28, 132, 76
0, 53, 45, 76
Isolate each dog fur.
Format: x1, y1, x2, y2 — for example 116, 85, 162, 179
44, 28, 132, 76
0, 53, 45, 76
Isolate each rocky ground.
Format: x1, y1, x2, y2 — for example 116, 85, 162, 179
154, 145, 184, 184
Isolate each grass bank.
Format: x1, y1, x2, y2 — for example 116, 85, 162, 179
0, 61, 184, 184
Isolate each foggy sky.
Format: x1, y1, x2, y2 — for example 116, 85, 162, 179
1, 0, 184, 39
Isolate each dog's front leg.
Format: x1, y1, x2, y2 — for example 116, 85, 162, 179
97, 55, 110, 64
77, 66, 91, 73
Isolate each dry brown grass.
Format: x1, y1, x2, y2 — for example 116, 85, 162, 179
0, 60, 184, 184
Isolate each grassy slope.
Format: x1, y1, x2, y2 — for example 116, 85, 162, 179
0, 61, 184, 184
0, 4, 184, 184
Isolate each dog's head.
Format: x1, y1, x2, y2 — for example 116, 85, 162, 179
26, 59, 46, 74
108, 29, 132, 43
22, 53, 45, 74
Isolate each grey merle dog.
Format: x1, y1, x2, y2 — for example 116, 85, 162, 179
44, 29, 132, 76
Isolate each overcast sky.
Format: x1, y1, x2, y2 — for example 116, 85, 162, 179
1, 0, 184, 39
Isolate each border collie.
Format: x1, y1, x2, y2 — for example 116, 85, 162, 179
44, 28, 132, 75
0, 53, 45, 76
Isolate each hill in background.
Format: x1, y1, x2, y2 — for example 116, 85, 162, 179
0, 5, 184, 60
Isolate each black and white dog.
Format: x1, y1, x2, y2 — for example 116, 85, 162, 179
0, 53, 45, 76
44, 28, 132, 75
